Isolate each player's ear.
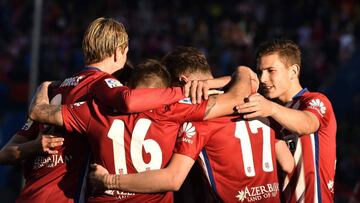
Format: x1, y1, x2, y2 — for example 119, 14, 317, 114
179, 75, 189, 84
290, 64, 300, 79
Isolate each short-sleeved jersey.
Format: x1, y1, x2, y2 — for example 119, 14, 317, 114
16, 68, 109, 203
16, 68, 185, 203
174, 116, 281, 203
62, 99, 208, 203
280, 89, 337, 203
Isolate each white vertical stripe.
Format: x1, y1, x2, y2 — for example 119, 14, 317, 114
294, 140, 305, 203
310, 133, 318, 203
199, 152, 211, 186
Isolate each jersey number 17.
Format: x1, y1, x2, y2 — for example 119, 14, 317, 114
235, 119, 273, 177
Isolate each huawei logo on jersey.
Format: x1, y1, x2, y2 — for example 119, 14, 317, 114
308, 98, 326, 116
179, 122, 196, 138
177, 122, 196, 144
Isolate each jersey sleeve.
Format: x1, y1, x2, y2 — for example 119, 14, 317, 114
161, 99, 208, 123
174, 122, 211, 160
91, 76, 185, 113
299, 93, 333, 128
61, 101, 91, 135
16, 119, 41, 140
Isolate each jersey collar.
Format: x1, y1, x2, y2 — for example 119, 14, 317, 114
292, 88, 308, 99
81, 66, 102, 72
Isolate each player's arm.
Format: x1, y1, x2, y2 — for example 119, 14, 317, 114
28, 82, 63, 125
275, 140, 295, 174
236, 94, 320, 135
93, 78, 187, 113
183, 76, 231, 103
207, 76, 232, 89
90, 153, 195, 193
29, 82, 92, 134
0, 132, 64, 165
203, 66, 256, 120
28, 80, 186, 122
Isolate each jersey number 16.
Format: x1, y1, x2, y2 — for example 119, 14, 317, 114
107, 118, 162, 175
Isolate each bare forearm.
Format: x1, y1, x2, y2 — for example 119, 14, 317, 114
275, 140, 294, 174
207, 76, 231, 89
0, 146, 21, 164
29, 104, 63, 126
204, 67, 251, 120
0, 140, 39, 164
271, 103, 319, 135
104, 169, 178, 193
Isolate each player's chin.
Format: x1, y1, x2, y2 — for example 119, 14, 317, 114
263, 91, 277, 100
260, 90, 271, 98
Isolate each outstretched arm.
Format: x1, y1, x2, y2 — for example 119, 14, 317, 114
236, 93, 320, 135
28, 82, 64, 126
89, 154, 194, 193
90, 77, 187, 113
203, 66, 257, 120
0, 132, 64, 165
183, 76, 231, 103
29, 81, 186, 125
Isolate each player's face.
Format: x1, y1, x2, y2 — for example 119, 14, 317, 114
257, 53, 293, 102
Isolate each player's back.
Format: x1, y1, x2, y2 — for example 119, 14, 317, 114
62, 98, 208, 203
17, 68, 112, 203
175, 116, 281, 203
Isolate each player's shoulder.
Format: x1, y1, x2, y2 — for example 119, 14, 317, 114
92, 73, 124, 89
301, 91, 332, 105
303, 91, 328, 98
61, 69, 103, 86
301, 91, 335, 117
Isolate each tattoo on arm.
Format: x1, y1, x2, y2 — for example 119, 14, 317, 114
204, 95, 217, 118
36, 104, 61, 124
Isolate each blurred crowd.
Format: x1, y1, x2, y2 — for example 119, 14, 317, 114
0, 0, 359, 202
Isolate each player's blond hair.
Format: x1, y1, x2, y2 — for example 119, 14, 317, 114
82, 17, 128, 65
256, 39, 301, 74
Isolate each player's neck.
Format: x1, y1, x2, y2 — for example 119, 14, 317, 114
278, 82, 303, 103
87, 59, 116, 74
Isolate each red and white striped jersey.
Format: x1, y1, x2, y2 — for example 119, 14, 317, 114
280, 88, 337, 203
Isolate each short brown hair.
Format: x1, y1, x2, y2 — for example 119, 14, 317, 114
161, 46, 212, 84
128, 59, 171, 88
256, 39, 301, 68
82, 17, 128, 65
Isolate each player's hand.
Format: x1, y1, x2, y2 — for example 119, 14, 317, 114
236, 66, 259, 94
89, 163, 110, 192
183, 80, 209, 104
235, 93, 276, 119
249, 70, 259, 94
36, 132, 64, 155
